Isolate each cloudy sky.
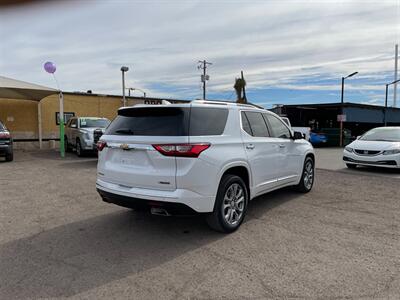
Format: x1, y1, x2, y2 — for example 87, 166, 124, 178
0, 0, 399, 107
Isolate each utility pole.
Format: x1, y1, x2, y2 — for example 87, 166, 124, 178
198, 60, 212, 99
385, 79, 400, 126
394, 44, 398, 107
339, 71, 358, 147
384, 84, 389, 126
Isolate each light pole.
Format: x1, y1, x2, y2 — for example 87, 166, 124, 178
134, 88, 146, 98
126, 87, 134, 97
384, 79, 400, 126
126, 87, 146, 98
120, 66, 129, 106
339, 71, 358, 147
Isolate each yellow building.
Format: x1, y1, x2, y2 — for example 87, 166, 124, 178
0, 76, 184, 149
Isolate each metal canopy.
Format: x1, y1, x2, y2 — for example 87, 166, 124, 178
0, 76, 59, 149
0, 75, 57, 101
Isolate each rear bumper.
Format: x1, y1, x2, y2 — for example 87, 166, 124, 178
97, 189, 198, 215
96, 178, 215, 213
81, 138, 96, 150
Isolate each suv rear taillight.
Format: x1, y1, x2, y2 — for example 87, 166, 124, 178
0, 132, 10, 139
97, 141, 107, 151
152, 143, 210, 157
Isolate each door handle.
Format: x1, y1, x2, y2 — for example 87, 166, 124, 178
246, 144, 255, 150
279, 144, 286, 148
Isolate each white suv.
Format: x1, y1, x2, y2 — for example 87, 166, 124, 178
96, 101, 315, 232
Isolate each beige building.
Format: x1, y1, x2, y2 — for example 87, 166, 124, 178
0, 76, 185, 149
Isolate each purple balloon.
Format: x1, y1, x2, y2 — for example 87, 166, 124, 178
44, 61, 56, 74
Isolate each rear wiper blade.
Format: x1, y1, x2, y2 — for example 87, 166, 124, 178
115, 128, 134, 135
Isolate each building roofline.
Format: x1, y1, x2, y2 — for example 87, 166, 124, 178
274, 102, 400, 111
62, 91, 190, 102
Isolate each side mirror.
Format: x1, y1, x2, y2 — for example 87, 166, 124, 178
293, 131, 303, 140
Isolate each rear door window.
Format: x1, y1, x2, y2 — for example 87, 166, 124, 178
243, 111, 270, 137
189, 107, 228, 136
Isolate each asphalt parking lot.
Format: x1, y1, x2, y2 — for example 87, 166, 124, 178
1, 150, 400, 299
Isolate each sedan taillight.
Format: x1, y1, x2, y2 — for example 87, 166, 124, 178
97, 141, 107, 151
152, 143, 210, 157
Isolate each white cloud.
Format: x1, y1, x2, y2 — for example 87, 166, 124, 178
0, 0, 399, 101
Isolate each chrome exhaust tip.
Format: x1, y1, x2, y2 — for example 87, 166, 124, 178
150, 207, 171, 217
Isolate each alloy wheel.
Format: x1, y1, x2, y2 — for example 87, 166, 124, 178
223, 183, 245, 226
303, 160, 314, 190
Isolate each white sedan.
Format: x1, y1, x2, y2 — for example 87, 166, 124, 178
343, 127, 400, 169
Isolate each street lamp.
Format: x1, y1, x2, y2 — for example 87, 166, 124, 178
384, 79, 400, 126
126, 87, 134, 97
126, 87, 146, 98
120, 66, 129, 106
134, 88, 146, 98
339, 71, 358, 147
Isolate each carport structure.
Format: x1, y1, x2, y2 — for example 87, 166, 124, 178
272, 102, 400, 145
0, 75, 58, 149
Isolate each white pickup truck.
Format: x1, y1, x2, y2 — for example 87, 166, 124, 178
281, 117, 311, 141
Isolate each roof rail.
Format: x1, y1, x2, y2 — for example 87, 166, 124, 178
192, 99, 265, 109
192, 100, 229, 106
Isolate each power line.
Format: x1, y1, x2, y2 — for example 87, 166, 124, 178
197, 60, 212, 99
227, 90, 235, 100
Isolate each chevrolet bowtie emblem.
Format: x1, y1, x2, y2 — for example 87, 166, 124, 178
120, 143, 129, 150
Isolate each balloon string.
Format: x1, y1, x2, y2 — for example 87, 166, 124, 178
52, 73, 61, 91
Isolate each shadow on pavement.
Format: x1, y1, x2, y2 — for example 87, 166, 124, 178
247, 187, 301, 220
0, 211, 217, 299
0, 188, 302, 299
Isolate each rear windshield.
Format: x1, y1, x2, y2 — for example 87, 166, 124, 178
105, 106, 228, 136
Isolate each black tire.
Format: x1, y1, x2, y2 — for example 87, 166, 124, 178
5, 152, 13, 162
295, 156, 315, 193
64, 136, 72, 153
346, 163, 357, 169
76, 139, 84, 157
206, 174, 249, 233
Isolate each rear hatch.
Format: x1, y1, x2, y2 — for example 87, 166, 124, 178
97, 106, 190, 191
